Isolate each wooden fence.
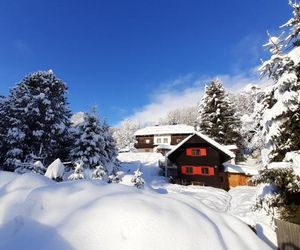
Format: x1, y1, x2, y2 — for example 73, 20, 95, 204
275, 219, 300, 250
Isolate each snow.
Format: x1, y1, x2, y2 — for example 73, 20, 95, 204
45, 158, 65, 180
134, 124, 195, 136
70, 112, 85, 126
167, 132, 235, 159
0, 170, 270, 250
0, 152, 275, 250
288, 46, 300, 65
223, 162, 259, 175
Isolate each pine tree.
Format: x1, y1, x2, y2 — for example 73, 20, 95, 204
253, 166, 300, 223
259, 2, 300, 164
131, 168, 145, 189
103, 121, 120, 174
92, 165, 107, 180
2, 70, 72, 171
71, 112, 107, 170
68, 161, 85, 180
198, 79, 243, 159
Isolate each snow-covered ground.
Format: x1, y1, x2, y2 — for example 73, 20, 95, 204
0, 153, 274, 250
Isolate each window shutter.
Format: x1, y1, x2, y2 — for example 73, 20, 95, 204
186, 148, 192, 156
209, 167, 215, 176
181, 166, 186, 174
200, 148, 207, 156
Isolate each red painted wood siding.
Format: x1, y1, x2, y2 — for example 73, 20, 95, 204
181, 166, 214, 176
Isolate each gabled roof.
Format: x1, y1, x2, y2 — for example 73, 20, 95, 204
166, 132, 235, 159
134, 124, 195, 136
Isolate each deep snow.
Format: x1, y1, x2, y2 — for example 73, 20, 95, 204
0, 153, 273, 250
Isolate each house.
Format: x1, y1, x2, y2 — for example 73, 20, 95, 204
134, 124, 195, 154
163, 132, 249, 190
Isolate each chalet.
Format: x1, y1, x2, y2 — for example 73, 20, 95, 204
134, 124, 195, 154
163, 132, 255, 190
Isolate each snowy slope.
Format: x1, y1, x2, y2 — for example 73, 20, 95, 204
0, 172, 271, 250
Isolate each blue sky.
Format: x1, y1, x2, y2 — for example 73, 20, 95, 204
0, 0, 291, 125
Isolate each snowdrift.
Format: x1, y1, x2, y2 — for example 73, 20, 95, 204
0, 172, 270, 250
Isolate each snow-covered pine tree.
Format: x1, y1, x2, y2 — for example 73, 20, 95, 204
259, 1, 300, 164
131, 168, 145, 189
198, 79, 243, 159
71, 111, 107, 170
3, 70, 72, 171
68, 161, 85, 180
103, 121, 120, 174
253, 166, 300, 223
92, 165, 107, 180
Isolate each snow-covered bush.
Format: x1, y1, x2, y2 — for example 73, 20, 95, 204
45, 158, 65, 182
68, 161, 85, 181
253, 164, 300, 223
131, 168, 145, 189
108, 171, 123, 183
32, 161, 46, 175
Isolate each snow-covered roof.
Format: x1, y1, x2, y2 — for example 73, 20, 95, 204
134, 124, 195, 136
224, 145, 238, 150
166, 132, 235, 159
223, 163, 258, 175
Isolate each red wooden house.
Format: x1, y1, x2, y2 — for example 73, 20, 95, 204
164, 132, 236, 189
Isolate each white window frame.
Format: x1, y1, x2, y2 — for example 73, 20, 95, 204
154, 135, 171, 145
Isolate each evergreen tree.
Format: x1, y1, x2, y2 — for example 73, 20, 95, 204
71, 112, 107, 170
259, 1, 300, 164
253, 166, 300, 223
68, 161, 85, 180
92, 165, 107, 180
198, 79, 243, 159
2, 70, 72, 171
103, 121, 120, 174
131, 168, 145, 189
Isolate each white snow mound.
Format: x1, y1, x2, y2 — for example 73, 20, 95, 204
0, 172, 270, 250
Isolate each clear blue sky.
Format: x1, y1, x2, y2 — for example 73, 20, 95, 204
0, 0, 291, 125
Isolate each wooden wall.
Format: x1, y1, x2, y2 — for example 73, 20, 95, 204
226, 173, 253, 188
134, 135, 154, 149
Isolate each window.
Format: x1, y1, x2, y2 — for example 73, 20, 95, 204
176, 139, 181, 143
181, 166, 214, 176
186, 166, 193, 174
145, 139, 150, 144
186, 148, 207, 157
201, 167, 209, 175
192, 149, 200, 156
163, 138, 168, 143
157, 138, 161, 143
